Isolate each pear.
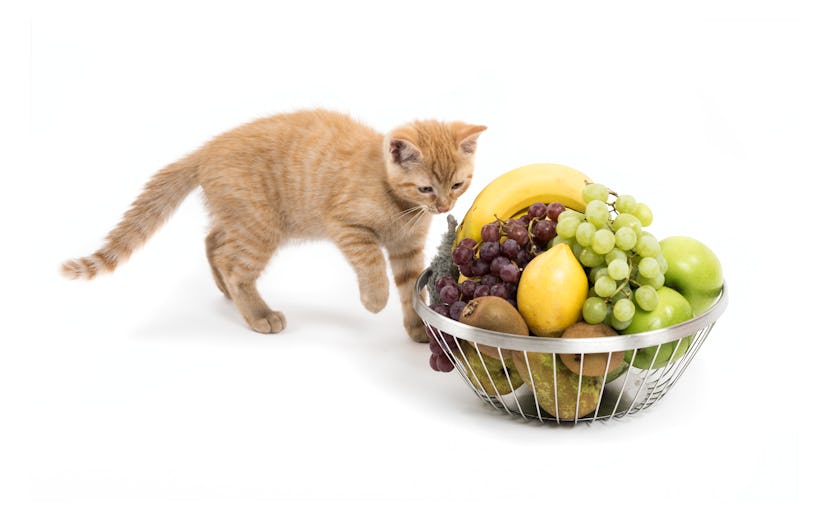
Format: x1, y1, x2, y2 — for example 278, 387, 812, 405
512, 351, 603, 420
457, 342, 524, 396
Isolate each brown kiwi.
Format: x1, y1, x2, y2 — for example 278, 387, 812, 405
459, 296, 529, 358
559, 322, 625, 377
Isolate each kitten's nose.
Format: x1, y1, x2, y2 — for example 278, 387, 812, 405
436, 203, 451, 213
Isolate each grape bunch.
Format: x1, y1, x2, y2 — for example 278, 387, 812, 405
551, 183, 667, 330
426, 202, 566, 372
449, 201, 566, 306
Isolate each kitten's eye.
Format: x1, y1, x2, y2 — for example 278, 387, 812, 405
451, 182, 464, 190
418, 186, 434, 194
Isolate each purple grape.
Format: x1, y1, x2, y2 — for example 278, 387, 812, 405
458, 263, 474, 277
532, 219, 555, 243
478, 241, 500, 262
429, 353, 440, 371
547, 202, 566, 221
449, 300, 467, 320
435, 275, 455, 293
429, 336, 443, 355
528, 202, 548, 218
490, 283, 509, 299
435, 353, 455, 372
480, 273, 499, 287
458, 238, 477, 250
505, 282, 518, 298
499, 263, 520, 283
481, 223, 500, 242
501, 239, 520, 260
473, 285, 491, 298
515, 249, 530, 268
470, 258, 490, 277
507, 223, 529, 246
430, 302, 450, 317
518, 215, 532, 227
490, 256, 510, 276
451, 245, 474, 266
459, 279, 477, 300
439, 284, 460, 304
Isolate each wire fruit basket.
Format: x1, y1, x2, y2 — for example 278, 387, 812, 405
414, 269, 728, 424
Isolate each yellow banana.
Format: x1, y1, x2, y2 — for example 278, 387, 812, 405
455, 163, 591, 244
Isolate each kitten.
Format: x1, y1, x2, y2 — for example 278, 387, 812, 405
61, 109, 486, 341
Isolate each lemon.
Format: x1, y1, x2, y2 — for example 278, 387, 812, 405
517, 243, 588, 337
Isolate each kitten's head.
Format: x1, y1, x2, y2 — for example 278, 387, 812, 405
384, 120, 486, 214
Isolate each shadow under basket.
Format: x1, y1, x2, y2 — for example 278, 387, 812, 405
414, 270, 729, 424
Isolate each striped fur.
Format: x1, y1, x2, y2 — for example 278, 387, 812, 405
62, 109, 485, 339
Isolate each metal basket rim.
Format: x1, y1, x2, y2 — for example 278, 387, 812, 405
414, 269, 728, 354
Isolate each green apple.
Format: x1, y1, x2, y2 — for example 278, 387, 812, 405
622, 286, 693, 369
659, 236, 723, 315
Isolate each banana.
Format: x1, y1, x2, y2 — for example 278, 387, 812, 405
455, 163, 591, 244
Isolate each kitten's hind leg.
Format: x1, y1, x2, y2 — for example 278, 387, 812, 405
210, 224, 286, 334
205, 229, 230, 298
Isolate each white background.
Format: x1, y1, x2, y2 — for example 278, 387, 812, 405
2, 0, 824, 519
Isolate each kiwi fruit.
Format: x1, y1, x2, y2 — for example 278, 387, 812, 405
559, 322, 625, 377
458, 296, 529, 358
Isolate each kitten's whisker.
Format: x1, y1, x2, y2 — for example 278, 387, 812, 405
404, 206, 428, 230
391, 205, 424, 225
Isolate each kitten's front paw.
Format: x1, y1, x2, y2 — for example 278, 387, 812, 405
247, 311, 287, 334
360, 279, 389, 313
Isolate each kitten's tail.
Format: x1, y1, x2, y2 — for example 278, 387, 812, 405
61, 156, 200, 280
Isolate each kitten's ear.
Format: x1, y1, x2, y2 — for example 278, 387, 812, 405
388, 137, 423, 167
455, 124, 488, 155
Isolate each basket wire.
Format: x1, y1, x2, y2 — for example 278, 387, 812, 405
416, 270, 727, 424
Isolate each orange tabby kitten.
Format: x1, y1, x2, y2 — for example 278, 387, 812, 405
62, 109, 485, 341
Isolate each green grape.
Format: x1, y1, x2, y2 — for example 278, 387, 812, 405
634, 285, 659, 311
585, 200, 610, 227
615, 194, 637, 214
591, 228, 616, 255
589, 266, 609, 283
575, 222, 596, 247
636, 271, 665, 289
556, 217, 580, 239
614, 226, 637, 251
594, 275, 617, 298
638, 256, 660, 279
604, 248, 627, 265
613, 298, 636, 322
656, 254, 668, 274
583, 183, 610, 203
570, 242, 584, 259
609, 314, 633, 331
579, 247, 604, 268
550, 235, 566, 248
607, 258, 630, 280
612, 213, 642, 234
635, 234, 660, 258
633, 203, 653, 227
583, 297, 608, 324
558, 209, 585, 223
